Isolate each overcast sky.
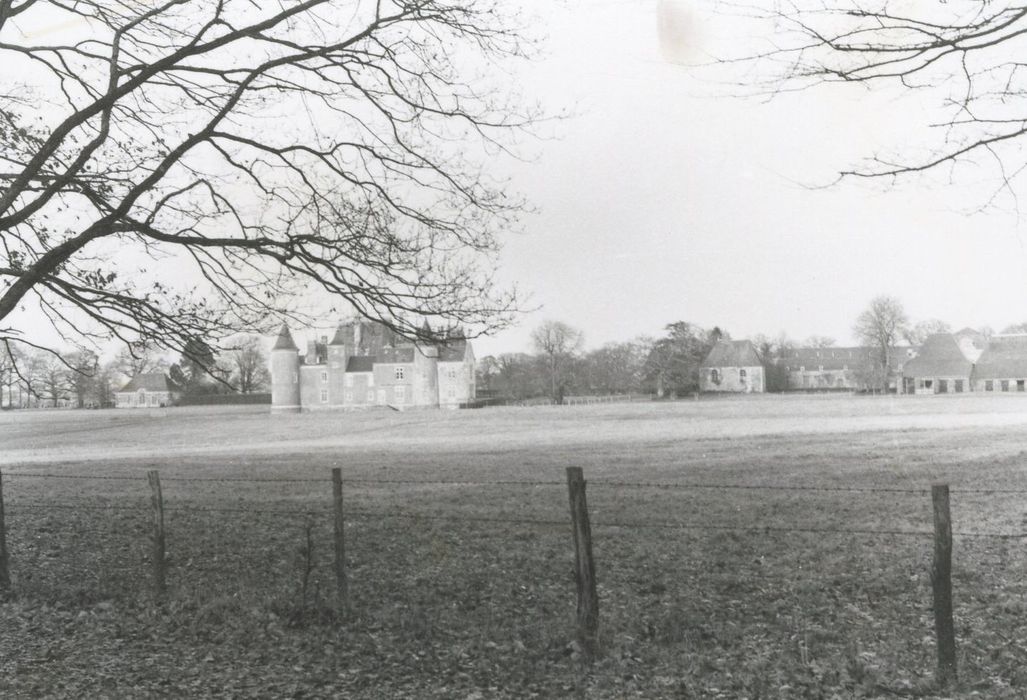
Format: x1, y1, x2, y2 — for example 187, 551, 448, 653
472, 0, 1027, 357
10, 1, 1027, 359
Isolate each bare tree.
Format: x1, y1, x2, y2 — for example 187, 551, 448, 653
66, 348, 99, 408
853, 295, 909, 393
715, 2, 1027, 202
114, 341, 168, 380
0, 1, 538, 375
225, 335, 270, 394
905, 319, 952, 347
802, 336, 835, 349
531, 320, 584, 403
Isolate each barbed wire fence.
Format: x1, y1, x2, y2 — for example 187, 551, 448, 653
1, 467, 1026, 685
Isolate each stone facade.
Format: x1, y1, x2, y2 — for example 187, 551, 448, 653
700, 340, 766, 393
270, 320, 475, 413
115, 373, 181, 408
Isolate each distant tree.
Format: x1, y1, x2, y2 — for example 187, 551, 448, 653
66, 349, 100, 409
0, 345, 12, 408
978, 326, 996, 340
37, 354, 71, 408
644, 322, 720, 397
584, 339, 651, 395
853, 296, 909, 393
115, 341, 168, 380
753, 333, 795, 392
91, 361, 119, 409
494, 353, 540, 401
904, 319, 952, 346
1001, 322, 1027, 334
803, 336, 836, 349
225, 336, 270, 394
475, 355, 501, 394
531, 321, 584, 403
171, 338, 220, 395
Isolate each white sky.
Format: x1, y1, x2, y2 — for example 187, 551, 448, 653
9, 1, 1027, 358
473, 0, 1027, 356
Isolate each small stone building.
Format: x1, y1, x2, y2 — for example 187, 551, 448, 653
972, 334, 1027, 393
700, 340, 765, 393
115, 373, 181, 408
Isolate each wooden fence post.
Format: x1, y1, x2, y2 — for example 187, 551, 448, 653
147, 470, 167, 598
931, 483, 957, 687
0, 468, 10, 591
331, 468, 348, 614
566, 466, 599, 660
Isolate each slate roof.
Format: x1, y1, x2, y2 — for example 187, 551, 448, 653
438, 339, 469, 362
782, 347, 869, 371
973, 335, 1027, 379
345, 356, 375, 372
272, 324, 298, 351
701, 340, 763, 368
902, 334, 973, 378
118, 373, 179, 393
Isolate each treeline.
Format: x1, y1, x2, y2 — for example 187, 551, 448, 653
0, 336, 270, 409
477, 320, 730, 401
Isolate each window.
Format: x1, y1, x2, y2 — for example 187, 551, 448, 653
367, 390, 375, 402
938, 379, 948, 394
954, 380, 963, 393
986, 380, 994, 392
1019, 380, 1025, 392
394, 385, 406, 402
448, 386, 456, 399
319, 389, 328, 403
345, 390, 353, 402
1002, 380, 1010, 392
799, 366, 805, 372
320, 371, 328, 383
923, 380, 933, 390
447, 367, 457, 379
395, 367, 405, 380
710, 369, 721, 385
150, 394, 158, 406
739, 369, 747, 380
138, 389, 146, 406
818, 365, 824, 372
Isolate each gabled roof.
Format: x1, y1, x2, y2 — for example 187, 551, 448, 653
782, 346, 868, 371
438, 339, 470, 362
974, 334, 1027, 379
375, 346, 415, 364
701, 340, 763, 368
119, 373, 179, 393
272, 324, 298, 351
902, 334, 973, 378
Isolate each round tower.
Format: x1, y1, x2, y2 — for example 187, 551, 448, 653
271, 323, 301, 413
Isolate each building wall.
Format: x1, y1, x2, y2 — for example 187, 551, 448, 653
438, 360, 473, 407
974, 377, 1027, 393
272, 330, 475, 411
701, 366, 764, 393
786, 369, 859, 391
909, 375, 972, 395
115, 390, 174, 408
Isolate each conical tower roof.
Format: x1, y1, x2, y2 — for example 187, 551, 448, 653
329, 323, 348, 346
271, 323, 298, 351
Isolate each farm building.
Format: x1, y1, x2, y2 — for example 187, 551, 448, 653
780, 346, 867, 391
700, 340, 765, 393
115, 373, 181, 408
972, 334, 1027, 393
901, 333, 976, 394
270, 320, 475, 412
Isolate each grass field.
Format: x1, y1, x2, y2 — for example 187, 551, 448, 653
2, 395, 1027, 698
